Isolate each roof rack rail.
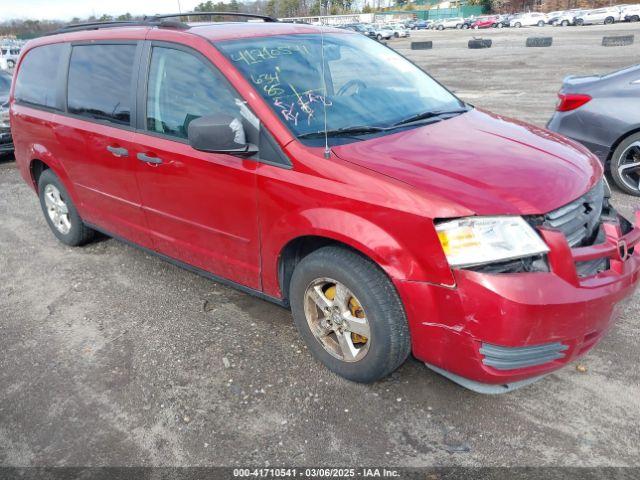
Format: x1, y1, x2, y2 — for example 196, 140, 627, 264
144, 12, 279, 23
48, 20, 171, 35
48, 11, 278, 36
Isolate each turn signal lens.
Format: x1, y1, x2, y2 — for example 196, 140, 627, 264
556, 93, 592, 112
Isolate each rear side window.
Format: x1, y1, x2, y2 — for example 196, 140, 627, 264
14, 43, 64, 109
67, 44, 136, 126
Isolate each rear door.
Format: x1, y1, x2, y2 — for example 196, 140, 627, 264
55, 41, 151, 247
131, 42, 262, 289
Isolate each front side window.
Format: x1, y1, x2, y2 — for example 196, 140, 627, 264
146, 46, 242, 140
67, 44, 136, 125
217, 34, 463, 141
14, 43, 64, 109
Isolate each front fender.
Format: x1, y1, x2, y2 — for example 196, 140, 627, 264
261, 207, 455, 298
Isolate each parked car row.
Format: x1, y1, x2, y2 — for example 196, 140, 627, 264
421, 4, 640, 30
338, 22, 411, 40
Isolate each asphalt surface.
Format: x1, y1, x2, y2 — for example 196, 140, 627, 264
1, 23, 639, 468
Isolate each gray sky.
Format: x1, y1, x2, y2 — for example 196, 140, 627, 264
0, 0, 206, 21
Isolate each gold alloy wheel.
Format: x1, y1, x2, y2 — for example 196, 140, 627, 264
303, 278, 371, 362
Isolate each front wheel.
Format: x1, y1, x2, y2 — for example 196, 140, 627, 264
604, 16, 614, 24
610, 134, 640, 196
561, 20, 569, 26
290, 247, 411, 383
376, 34, 382, 40
38, 169, 96, 246
514, 22, 522, 28
537, 20, 545, 26
497, 22, 504, 28
7, 59, 15, 68
462, 24, 469, 29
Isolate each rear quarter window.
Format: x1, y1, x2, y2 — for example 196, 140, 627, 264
14, 43, 64, 109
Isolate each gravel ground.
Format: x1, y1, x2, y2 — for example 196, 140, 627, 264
0, 23, 639, 468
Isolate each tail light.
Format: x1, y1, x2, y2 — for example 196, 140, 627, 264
556, 93, 592, 112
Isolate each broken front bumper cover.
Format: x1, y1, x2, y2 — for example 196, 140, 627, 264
398, 211, 640, 393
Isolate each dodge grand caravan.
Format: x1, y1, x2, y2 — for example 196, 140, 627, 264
9, 14, 640, 393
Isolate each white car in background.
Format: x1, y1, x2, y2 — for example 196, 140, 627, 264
621, 4, 640, 21
0, 46, 20, 69
551, 9, 586, 26
433, 17, 465, 30
510, 12, 548, 27
575, 7, 621, 25
388, 24, 410, 38
371, 25, 393, 40
0, 57, 8, 71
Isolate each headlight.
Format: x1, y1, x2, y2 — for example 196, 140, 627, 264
436, 216, 549, 267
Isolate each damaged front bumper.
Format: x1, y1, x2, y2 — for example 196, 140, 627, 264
396, 211, 640, 393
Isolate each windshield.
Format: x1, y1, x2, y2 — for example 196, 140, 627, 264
217, 33, 464, 140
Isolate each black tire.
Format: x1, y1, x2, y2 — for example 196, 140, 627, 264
437, 25, 444, 30
394, 32, 399, 38
376, 34, 382, 40
38, 169, 95, 246
468, 38, 492, 49
514, 22, 522, 28
462, 24, 469, 29
604, 16, 614, 25
575, 18, 584, 26
609, 133, 640, 196
7, 59, 15, 68
561, 20, 569, 26
526, 36, 553, 47
289, 246, 411, 383
631, 15, 639, 22
537, 20, 545, 27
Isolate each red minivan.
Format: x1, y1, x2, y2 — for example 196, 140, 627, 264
9, 14, 640, 393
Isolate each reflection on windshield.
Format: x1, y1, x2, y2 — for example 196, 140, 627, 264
217, 33, 463, 139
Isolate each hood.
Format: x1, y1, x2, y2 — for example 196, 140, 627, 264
332, 109, 601, 216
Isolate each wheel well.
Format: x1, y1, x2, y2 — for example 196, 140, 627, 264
606, 127, 640, 165
30, 159, 49, 190
278, 236, 375, 304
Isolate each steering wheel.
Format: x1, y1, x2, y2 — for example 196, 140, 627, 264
337, 79, 367, 96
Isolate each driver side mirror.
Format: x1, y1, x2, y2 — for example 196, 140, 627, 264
187, 114, 257, 156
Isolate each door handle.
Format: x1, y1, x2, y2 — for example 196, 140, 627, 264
106, 145, 128, 157
137, 152, 163, 165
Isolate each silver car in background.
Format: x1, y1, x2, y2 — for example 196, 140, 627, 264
547, 65, 640, 196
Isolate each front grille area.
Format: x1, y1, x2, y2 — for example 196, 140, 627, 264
480, 342, 569, 370
527, 180, 610, 277
541, 180, 605, 248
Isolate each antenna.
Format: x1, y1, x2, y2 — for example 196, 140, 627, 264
319, 20, 331, 160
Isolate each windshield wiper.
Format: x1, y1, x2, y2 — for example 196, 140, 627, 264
391, 108, 469, 128
297, 125, 387, 140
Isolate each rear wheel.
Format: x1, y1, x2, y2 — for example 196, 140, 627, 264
537, 20, 545, 26
610, 134, 640, 196
561, 20, 569, 26
462, 24, 469, 29
7, 59, 15, 68
514, 22, 522, 28
497, 22, 504, 28
38, 169, 95, 246
576, 18, 584, 25
290, 246, 410, 383
604, 16, 614, 24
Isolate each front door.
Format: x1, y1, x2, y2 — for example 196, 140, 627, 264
132, 43, 262, 290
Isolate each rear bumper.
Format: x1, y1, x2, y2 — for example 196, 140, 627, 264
396, 212, 640, 389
